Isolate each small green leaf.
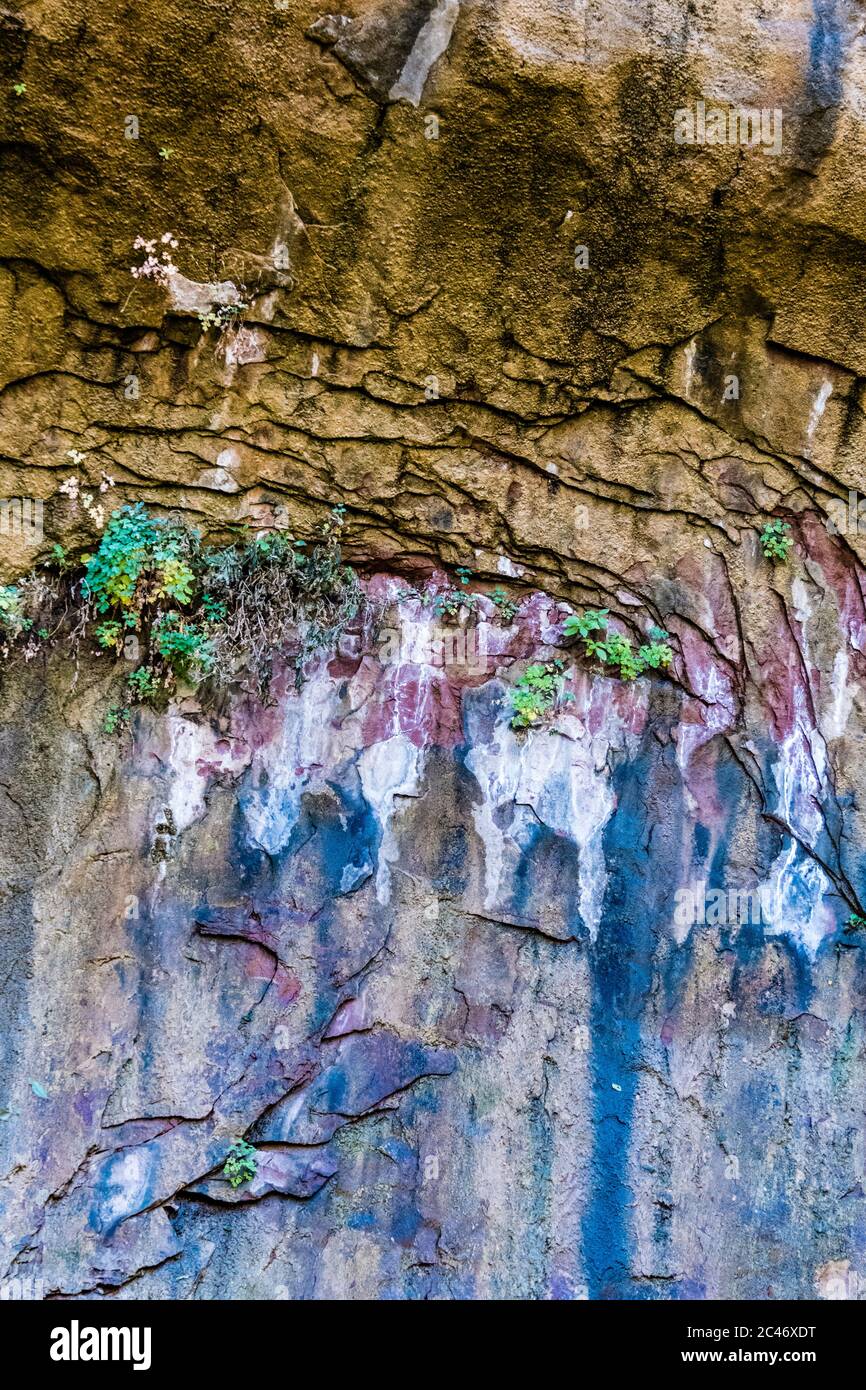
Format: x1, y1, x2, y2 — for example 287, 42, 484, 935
29, 1080, 48, 1099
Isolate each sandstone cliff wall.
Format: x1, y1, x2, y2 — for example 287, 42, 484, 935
1, 0, 866, 1299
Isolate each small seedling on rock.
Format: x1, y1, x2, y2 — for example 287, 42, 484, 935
759, 520, 792, 562
489, 586, 519, 624
224, 1139, 257, 1188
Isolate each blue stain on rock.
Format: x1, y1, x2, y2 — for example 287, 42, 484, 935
391, 1203, 421, 1246
808, 0, 844, 107
583, 726, 685, 1299
508, 821, 586, 941
523, 1083, 555, 1298
788, 0, 845, 165
253, 1033, 455, 1145
268, 779, 379, 900
583, 852, 649, 1290
347, 1209, 377, 1231
397, 747, 474, 897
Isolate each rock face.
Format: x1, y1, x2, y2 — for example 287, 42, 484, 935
2, 0, 866, 1300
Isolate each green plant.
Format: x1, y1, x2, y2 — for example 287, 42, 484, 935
434, 587, 477, 623
12, 83, 25, 98
152, 612, 214, 679
223, 1139, 257, 1189
198, 301, 248, 333
0, 566, 74, 656
0, 585, 31, 637
201, 594, 226, 624
0, 502, 361, 710
563, 609, 673, 681
434, 568, 478, 623
82, 503, 197, 616
396, 583, 433, 607
759, 519, 792, 562
127, 666, 161, 703
563, 607, 608, 641
844, 912, 866, 934
95, 620, 124, 651
103, 704, 130, 735
489, 586, 519, 624
202, 506, 361, 693
44, 543, 75, 574
586, 627, 643, 680
510, 659, 567, 729
637, 625, 675, 671
158, 146, 173, 160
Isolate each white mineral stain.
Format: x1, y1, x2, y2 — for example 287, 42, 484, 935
465, 684, 638, 940
822, 649, 854, 742
805, 379, 833, 456
389, 0, 461, 106
357, 734, 424, 904
165, 717, 250, 834
755, 691, 835, 956
224, 326, 265, 366
240, 665, 345, 856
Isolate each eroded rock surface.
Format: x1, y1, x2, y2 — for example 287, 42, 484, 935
1, 0, 866, 1299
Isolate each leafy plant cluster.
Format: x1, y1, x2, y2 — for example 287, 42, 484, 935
0, 502, 361, 716
489, 585, 519, 624
563, 609, 673, 680
759, 519, 792, 563
223, 1139, 257, 1189
201, 504, 360, 694
434, 566, 478, 623
0, 585, 31, 641
103, 704, 130, 735
508, 608, 674, 731
81, 502, 211, 703
397, 572, 519, 627
510, 659, 568, 729
0, 551, 70, 659
198, 300, 248, 334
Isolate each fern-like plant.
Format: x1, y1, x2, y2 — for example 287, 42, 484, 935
224, 1139, 258, 1189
